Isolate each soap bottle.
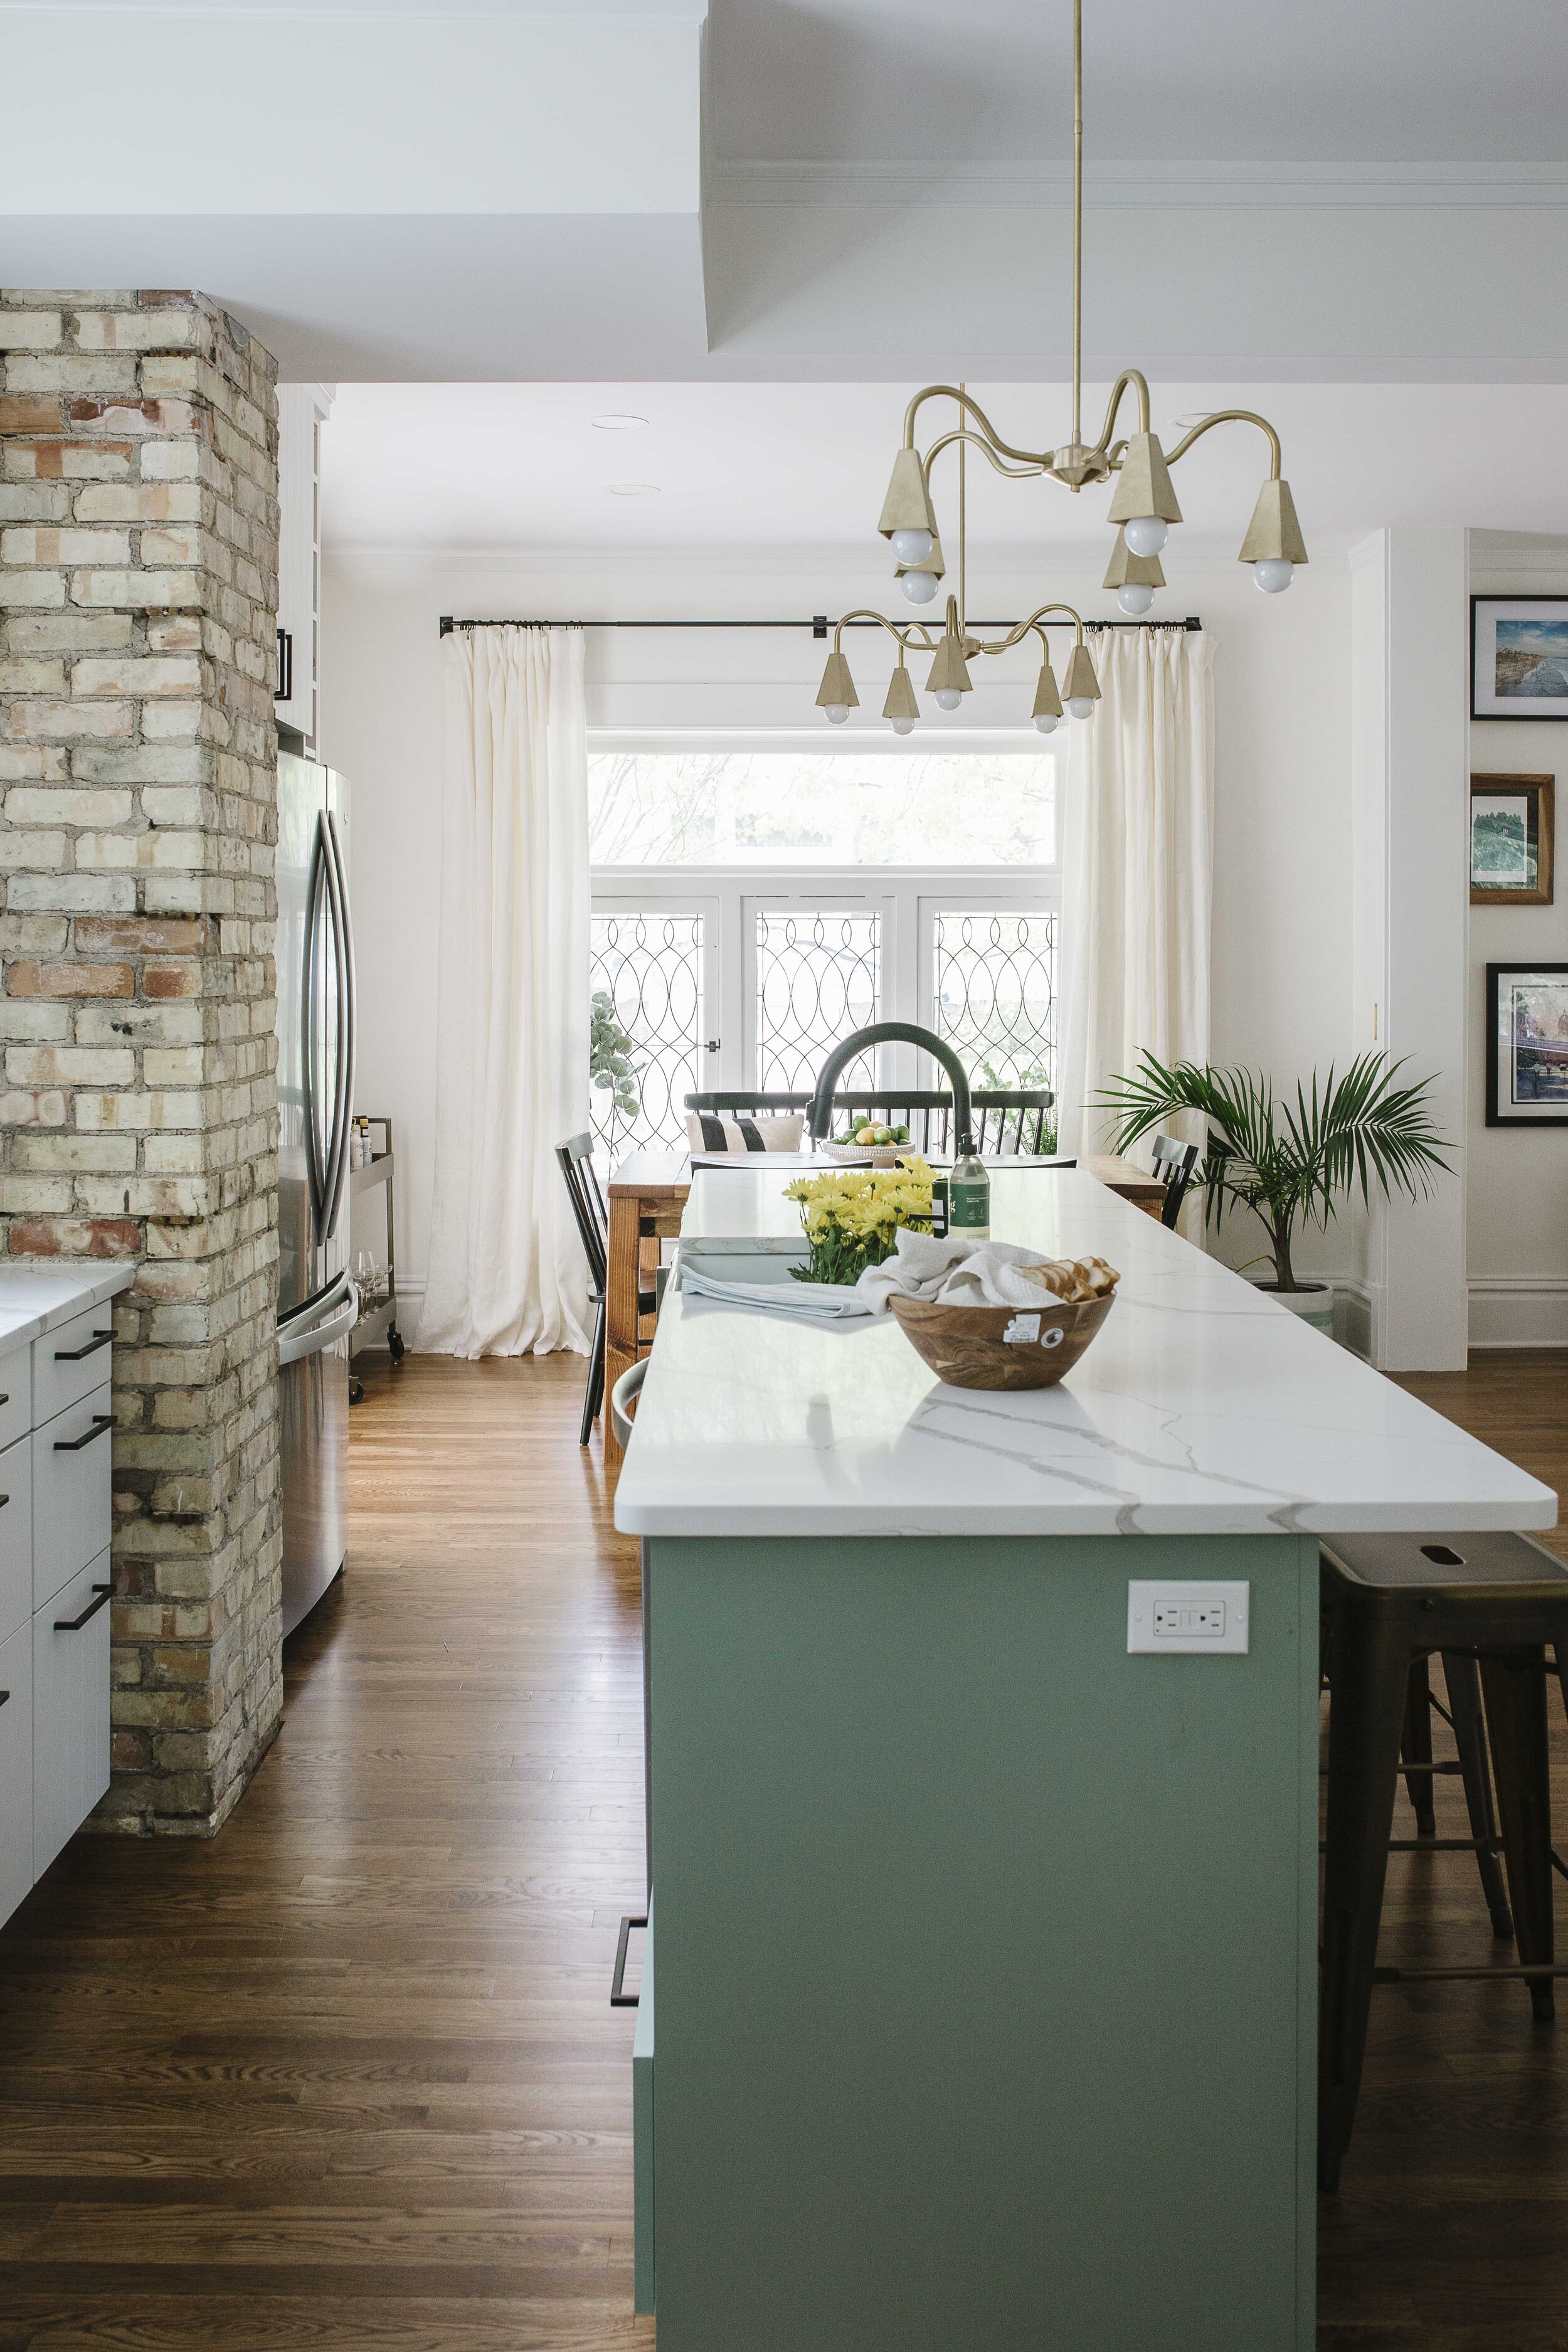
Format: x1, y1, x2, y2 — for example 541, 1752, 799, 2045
948, 1134, 990, 1241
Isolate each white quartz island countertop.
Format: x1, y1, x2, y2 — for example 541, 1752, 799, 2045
613, 1169, 1556, 1539
0, 1261, 135, 1353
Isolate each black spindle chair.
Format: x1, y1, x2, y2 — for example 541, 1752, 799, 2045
1148, 1133, 1200, 1228
556, 1133, 657, 1448
685, 1089, 1060, 1158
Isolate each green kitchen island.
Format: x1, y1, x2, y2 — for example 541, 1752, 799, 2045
613, 1169, 1553, 2351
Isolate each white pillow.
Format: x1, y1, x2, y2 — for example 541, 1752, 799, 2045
686, 1110, 806, 1155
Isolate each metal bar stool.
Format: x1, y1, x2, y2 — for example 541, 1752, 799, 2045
1317, 1528, 1568, 2192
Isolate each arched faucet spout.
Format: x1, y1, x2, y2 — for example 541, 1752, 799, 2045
807, 1023, 974, 1152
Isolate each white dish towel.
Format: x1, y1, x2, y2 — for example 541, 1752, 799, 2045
856, 1232, 1074, 1314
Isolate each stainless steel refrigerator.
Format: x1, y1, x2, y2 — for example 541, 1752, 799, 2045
275, 752, 358, 1637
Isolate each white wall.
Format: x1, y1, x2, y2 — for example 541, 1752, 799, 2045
320, 545, 1354, 1318
1467, 538, 1568, 1346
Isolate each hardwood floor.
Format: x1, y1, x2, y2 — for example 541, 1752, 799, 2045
0, 1346, 1565, 2346
0, 1352, 654, 2349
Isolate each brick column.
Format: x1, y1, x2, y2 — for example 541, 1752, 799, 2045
0, 290, 282, 1835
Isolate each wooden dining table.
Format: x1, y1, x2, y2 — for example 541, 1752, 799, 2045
603, 1150, 1167, 1459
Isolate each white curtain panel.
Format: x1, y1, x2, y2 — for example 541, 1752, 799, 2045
1057, 627, 1215, 1159
417, 626, 593, 1359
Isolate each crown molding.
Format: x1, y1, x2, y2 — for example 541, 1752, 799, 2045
711, 158, 1568, 212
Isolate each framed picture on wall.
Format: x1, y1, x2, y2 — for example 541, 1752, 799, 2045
1486, 963, 1568, 1126
1470, 773, 1554, 904
1472, 597, 1568, 718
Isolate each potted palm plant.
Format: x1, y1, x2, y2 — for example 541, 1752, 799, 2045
1094, 1051, 1449, 1335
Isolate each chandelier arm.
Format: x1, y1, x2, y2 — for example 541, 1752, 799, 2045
923, 430, 1046, 482
832, 610, 940, 655
1085, 370, 1153, 464
901, 385, 1043, 469
967, 601, 1088, 659
1164, 409, 1283, 479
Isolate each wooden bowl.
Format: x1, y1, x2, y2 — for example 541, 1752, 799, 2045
887, 1290, 1115, 1390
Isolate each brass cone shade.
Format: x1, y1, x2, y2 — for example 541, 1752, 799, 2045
814, 648, 859, 710
1106, 432, 1183, 527
1061, 641, 1101, 705
882, 664, 920, 722
1031, 657, 1063, 721
925, 632, 973, 698
1102, 527, 1166, 591
877, 446, 939, 541
1238, 478, 1308, 566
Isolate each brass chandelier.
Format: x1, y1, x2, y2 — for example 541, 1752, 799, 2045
815, 0, 1307, 735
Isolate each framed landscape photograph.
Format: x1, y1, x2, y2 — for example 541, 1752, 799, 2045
1473, 597, 1568, 719
1486, 963, 1568, 1126
1470, 773, 1554, 904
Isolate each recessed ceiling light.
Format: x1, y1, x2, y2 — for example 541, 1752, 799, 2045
592, 414, 648, 431
609, 483, 661, 496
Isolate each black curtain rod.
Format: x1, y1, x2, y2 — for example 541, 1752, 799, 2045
438, 614, 1202, 638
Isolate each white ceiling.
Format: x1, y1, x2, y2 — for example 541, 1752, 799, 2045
5, 1, 1568, 378
709, 0, 1568, 166
321, 379, 1568, 556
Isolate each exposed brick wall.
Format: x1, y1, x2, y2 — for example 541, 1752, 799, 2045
0, 290, 282, 1836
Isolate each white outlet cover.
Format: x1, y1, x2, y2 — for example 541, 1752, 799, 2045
1127, 1580, 1251, 1655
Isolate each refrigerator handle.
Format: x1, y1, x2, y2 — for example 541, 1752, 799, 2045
322, 807, 356, 1244
302, 816, 331, 1245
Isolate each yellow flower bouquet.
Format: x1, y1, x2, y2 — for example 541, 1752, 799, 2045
783, 1157, 936, 1286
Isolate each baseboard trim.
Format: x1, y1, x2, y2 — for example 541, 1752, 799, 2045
1468, 1276, 1568, 1350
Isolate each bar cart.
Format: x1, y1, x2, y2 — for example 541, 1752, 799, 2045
347, 1113, 405, 1402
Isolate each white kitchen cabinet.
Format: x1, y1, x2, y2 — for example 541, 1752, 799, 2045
33, 1385, 113, 1611
32, 1550, 112, 1880
0, 1619, 33, 1926
275, 382, 335, 748
0, 1267, 130, 1934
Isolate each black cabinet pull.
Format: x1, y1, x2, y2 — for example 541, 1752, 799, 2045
54, 1413, 112, 1453
53, 1328, 112, 1364
0, 1497, 9, 1510
0, 1395, 10, 1408
0, 1690, 9, 1708
610, 1912, 648, 2008
54, 1582, 110, 1632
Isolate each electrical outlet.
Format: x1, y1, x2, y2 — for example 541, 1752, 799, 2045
1127, 1580, 1250, 1655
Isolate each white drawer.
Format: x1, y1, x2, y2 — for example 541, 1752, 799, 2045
0, 1432, 33, 1649
0, 1344, 30, 1456
0, 1618, 33, 1931
33, 1303, 115, 1426
32, 1384, 113, 1611
33, 1550, 110, 1880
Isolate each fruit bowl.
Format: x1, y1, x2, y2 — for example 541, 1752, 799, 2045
888, 1290, 1115, 1390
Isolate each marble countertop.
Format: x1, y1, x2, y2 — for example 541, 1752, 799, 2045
613, 1170, 1555, 1539
0, 1261, 136, 1355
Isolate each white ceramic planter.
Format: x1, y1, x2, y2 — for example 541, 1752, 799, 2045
1254, 1279, 1334, 1337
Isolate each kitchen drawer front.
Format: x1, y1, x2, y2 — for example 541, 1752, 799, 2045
33, 1384, 113, 1611
33, 1549, 111, 1880
33, 1303, 115, 1426
0, 1344, 31, 1457
0, 1619, 33, 1932
0, 1433, 33, 1650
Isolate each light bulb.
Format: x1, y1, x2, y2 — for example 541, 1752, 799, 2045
1033, 711, 1059, 734
1123, 515, 1168, 558
890, 527, 934, 566
824, 703, 849, 724
1116, 581, 1155, 617
933, 687, 963, 712
899, 568, 938, 605
889, 713, 916, 736
1253, 557, 1293, 594
1067, 696, 1096, 720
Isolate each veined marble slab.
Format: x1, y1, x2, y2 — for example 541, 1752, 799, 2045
0, 1261, 137, 1357
615, 1170, 1555, 1538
